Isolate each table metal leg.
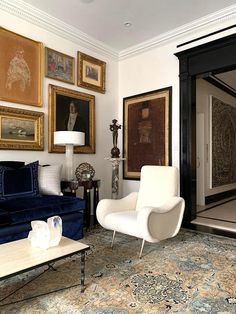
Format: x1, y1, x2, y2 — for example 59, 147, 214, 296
80, 251, 85, 293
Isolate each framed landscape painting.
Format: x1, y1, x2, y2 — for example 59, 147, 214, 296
48, 84, 95, 154
45, 47, 75, 84
0, 27, 42, 106
123, 87, 172, 179
77, 51, 106, 94
0, 106, 44, 150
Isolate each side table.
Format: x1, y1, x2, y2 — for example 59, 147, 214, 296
61, 179, 101, 229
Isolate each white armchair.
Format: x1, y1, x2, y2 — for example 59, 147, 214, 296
96, 166, 185, 258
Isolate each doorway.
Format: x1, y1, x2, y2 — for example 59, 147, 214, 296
194, 74, 236, 233
175, 33, 236, 236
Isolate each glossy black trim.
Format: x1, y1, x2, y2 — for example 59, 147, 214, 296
205, 189, 236, 204
197, 197, 236, 214
177, 24, 236, 48
204, 76, 236, 98
175, 34, 236, 226
197, 216, 236, 224
182, 223, 236, 239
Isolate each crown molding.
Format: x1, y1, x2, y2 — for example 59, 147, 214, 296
119, 4, 236, 60
1, 1, 236, 62
0, 0, 119, 60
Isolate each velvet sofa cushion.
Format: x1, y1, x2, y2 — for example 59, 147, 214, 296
0, 208, 10, 226
0, 161, 25, 168
0, 161, 39, 200
0, 195, 85, 225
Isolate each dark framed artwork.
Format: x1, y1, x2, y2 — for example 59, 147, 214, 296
0, 27, 42, 106
77, 51, 106, 94
45, 47, 75, 84
210, 95, 236, 188
48, 84, 95, 154
123, 87, 172, 179
0, 105, 44, 150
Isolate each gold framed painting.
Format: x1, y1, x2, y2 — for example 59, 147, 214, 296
0, 27, 42, 106
48, 84, 95, 154
45, 47, 75, 84
77, 51, 106, 93
123, 87, 172, 180
0, 106, 44, 150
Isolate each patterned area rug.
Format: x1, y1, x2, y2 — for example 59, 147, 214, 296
0, 228, 236, 313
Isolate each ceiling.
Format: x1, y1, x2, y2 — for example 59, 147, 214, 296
21, 0, 236, 51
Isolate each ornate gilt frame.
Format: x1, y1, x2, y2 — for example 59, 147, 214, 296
45, 47, 75, 84
0, 106, 44, 150
48, 84, 95, 154
77, 51, 106, 94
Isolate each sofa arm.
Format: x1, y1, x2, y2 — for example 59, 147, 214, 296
96, 192, 138, 226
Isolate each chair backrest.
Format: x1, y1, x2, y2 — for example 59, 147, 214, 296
136, 165, 178, 211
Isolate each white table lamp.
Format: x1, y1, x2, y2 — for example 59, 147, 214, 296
54, 131, 85, 181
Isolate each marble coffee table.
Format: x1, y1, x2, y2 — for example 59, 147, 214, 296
0, 236, 90, 305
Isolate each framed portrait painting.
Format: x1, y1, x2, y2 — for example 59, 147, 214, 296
77, 51, 106, 94
48, 84, 95, 154
0, 27, 42, 106
123, 87, 172, 180
45, 47, 75, 84
0, 106, 44, 150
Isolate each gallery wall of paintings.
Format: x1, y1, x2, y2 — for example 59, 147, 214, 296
0, 26, 106, 154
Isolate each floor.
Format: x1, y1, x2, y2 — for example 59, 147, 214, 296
192, 197, 236, 233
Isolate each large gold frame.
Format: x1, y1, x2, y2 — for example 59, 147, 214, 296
0, 106, 44, 150
48, 84, 95, 154
77, 51, 106, 94
0, 27, 42, 107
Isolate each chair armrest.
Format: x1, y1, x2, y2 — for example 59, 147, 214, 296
96, 192, 138, 226
137, 197, 185, 242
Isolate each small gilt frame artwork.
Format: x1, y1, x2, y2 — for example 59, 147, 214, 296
48, 84, 95, 154
0, 27, 42, 106
123, 87, 172, 180
0, 106, 44, 150
45, 47, 75, 84
77, 51, 106, 93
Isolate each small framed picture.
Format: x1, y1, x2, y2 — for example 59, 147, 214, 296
77, 51, 106, 93
0, 106, 44, 150
123, 87, 172, 179
0, 27, 42, 106
45, 47, 75, 84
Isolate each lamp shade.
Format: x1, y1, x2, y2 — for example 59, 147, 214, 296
54, 131, 85, 146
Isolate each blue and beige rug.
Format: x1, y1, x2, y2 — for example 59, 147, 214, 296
0, 228, 235, 313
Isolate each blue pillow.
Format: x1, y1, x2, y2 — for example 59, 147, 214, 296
0, 161, 39, 200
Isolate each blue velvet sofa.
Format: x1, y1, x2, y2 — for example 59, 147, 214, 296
0, 161, 85, 244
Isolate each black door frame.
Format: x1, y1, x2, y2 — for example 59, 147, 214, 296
175, 33, 236, 224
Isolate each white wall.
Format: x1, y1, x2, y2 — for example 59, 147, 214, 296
0, 9, 118, 199
118, 18, 236, 197
196, 79, 236, 197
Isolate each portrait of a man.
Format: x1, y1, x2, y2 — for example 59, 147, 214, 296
56, 95, 89, 146
48, 85, 95, 154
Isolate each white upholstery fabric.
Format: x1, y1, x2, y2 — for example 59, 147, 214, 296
136, 166, 178, 210
96, 165, 185, 244
38, 165, 62, 195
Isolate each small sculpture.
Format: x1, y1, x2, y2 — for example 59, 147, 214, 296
110, 119, 121, 158
28, 216, 62, 249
